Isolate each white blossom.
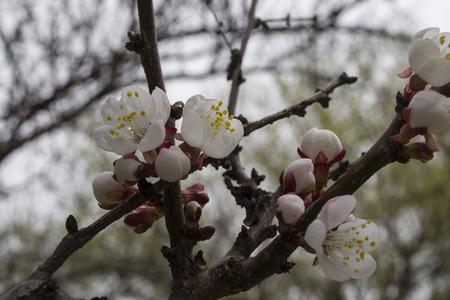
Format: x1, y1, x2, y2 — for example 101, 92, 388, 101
406, 90, 450, 134
304, 195, 381, 281
94, 86, 171, 155
181, 95, 244, 159
409, 28, 450, 87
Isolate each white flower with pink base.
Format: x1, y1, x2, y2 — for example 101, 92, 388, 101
94, 86, 171, 155
181, 95, 244, 159
408, 28, 450, 87
304, 195, 381, 281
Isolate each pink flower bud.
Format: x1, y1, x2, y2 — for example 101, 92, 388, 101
155, 146, 191, 182
124, 205, 164, 234
298, 128, 345, 165
275, 194, 305, 233
185, 201, 202, 229
181, 183, 209, 206
92, 172, 137, 209
113, 154, 151, 185
280, 159, 315, 195
404, 142, 435, 163
405, 90, 450, 134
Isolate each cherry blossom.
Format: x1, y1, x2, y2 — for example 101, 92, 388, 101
404, 90, 450, 134
304, 195, 381, 281
181, 95, 244, 159
409, 28, 450, 87
94, 86, 171, 155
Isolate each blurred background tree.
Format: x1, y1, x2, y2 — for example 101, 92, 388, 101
0, 0, 449, 299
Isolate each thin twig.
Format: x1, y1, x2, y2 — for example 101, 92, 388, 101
227, 0, 259, 116
205, 0, 233, 51
244, 72, 357, 136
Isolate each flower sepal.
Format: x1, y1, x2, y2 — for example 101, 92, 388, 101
404, 142, 435, 162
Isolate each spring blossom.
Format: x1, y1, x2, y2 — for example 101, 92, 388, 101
181, 95, 244, 159
409, 28, 450, 87
94, 86, 171, 155
304, 195, 381, 281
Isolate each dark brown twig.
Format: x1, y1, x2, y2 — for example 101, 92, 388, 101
244, 72, 357, 136
227, 0, 259, 115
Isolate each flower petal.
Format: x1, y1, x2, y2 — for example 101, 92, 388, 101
181, 110, 207, 148
329, 251, 377, 280
151, 87, 172, 122
317, 254, 351, 282
304, 219, 327, 255
137, 119, 166, 152
201, 133, 239, 158
317, 195, 356, 230
184, 94, 206, 111
94, 126, 114, 152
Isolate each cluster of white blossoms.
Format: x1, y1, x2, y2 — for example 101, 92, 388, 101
92, 86, 243, 210
396, 28, 450, 161
275, 128, 381, 281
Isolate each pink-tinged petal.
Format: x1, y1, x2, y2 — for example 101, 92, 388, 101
282, 171, 297, 194
137, 119, 166, 152
181, 110, 207, 148
317, 195, 356, 230
396, 67, 412, 78
276, 194, 305, 224
424, 133, 439, 152
304, 219, 327, 255
317, 254, 351, 282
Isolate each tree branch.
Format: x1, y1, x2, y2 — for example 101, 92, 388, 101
1, 180, 170, 299
243, 72, 358, 136
227, 0, 259, 115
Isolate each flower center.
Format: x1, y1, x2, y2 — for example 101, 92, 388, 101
200, 101, 237, 136
322, 220, 377, 271
106, 92, 150, 142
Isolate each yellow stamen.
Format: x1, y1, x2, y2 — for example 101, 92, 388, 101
127, 92, 132, 97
